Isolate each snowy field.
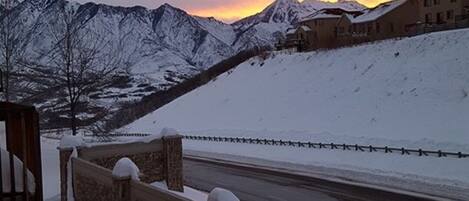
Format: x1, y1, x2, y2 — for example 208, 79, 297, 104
121, 29, 469, 198
0, 122, 5, 149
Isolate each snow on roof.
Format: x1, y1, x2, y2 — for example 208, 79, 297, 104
350, 0, 407, 23
286, 28, 296, 34
301, 9, 343, 21
112, 157, 140, 180
299, 25, 312, 31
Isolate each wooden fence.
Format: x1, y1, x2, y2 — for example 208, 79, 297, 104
182, 135, 469, 159
82, 133, 469, 159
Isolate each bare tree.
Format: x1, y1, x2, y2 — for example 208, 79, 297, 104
0, 0, 27, 101
47, 3, 124, 135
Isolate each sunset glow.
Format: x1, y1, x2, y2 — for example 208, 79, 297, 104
79, 0, 389, 23
186, 0, 385, 22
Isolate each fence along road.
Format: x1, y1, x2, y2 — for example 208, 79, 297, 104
83, 133, 469, 159
183, 155, 445, 201
183, 135, 469, 159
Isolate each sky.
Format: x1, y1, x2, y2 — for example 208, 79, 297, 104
75, 0, 387, 23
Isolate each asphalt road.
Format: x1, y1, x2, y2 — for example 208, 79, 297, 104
183, 156, 440, 201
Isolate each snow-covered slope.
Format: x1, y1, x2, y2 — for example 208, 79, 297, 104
123, 28, 469, 147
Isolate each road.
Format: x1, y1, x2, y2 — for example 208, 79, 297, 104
183, 156, 440, 201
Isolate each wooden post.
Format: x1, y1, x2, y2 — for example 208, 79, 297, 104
113, 176, 131, 201
162, 135, 183, 192
58, 148, 74, 201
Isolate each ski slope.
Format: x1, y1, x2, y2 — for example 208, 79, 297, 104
122, 28, 469, 147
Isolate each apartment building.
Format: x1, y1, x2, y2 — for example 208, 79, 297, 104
280, 0, 469, 51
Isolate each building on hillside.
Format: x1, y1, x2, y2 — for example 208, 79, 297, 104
277, 0, 469, 52
298, 8, 363, 50
278, 26, 312, 51
336, 0, 420, 45
419, 0, 469, 31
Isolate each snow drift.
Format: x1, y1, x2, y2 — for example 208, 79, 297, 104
122, 28, 469, 147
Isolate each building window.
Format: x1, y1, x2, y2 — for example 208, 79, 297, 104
437, 12, 444, 24
367, 23, 373, 33
434, 0, 440, 5
450, 0, 457, 2
447, 10, 454, 19
376, 23, 380, 33
390, 23, 394, 32
425, 13, 432, 24
424, 0, 432, 7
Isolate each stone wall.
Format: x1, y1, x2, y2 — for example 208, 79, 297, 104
91, 151, 164, 183
74, 171, 114, 201
59, 135, 184, 201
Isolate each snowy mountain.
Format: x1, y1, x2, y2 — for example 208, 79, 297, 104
2, 0, 367, 129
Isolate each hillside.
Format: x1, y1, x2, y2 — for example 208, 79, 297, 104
2, 0, 365, 130
123, 28, 469, 148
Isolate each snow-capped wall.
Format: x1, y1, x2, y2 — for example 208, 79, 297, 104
122, 28, 469, 147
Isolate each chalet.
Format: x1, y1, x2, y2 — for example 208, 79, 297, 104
297, 8, 362, 50
278, 0, 469, 51
336, 0, 420, 45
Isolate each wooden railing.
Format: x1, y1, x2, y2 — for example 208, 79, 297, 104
183, 135, 469, 159
0, 150, 31, 201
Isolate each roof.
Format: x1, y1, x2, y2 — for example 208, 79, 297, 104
286, 28, 296, 35
300, 8, 363, 22
348, 0, 407, 23
285, 25, 312, 35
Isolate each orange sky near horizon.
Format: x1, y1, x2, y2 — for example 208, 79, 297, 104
79, 0, 388, 23
188, 0, 386, 22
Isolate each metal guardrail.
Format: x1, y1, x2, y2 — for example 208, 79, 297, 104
183, 135, 469, 159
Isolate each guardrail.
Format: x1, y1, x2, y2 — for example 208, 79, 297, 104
80, 133, 469, 159
183, 135, 469, 159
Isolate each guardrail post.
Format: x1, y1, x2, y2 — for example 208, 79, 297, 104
162, 135, 184, 192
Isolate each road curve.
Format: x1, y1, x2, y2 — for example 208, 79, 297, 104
183, 155, 442, 201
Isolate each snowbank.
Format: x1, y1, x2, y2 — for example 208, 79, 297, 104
208, 188, 239, 201
1, 148, 36, 194
151, 181, 208, 201
59, 135, 85, 149
141, 128, 179, 143
112, 158, 140, 181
